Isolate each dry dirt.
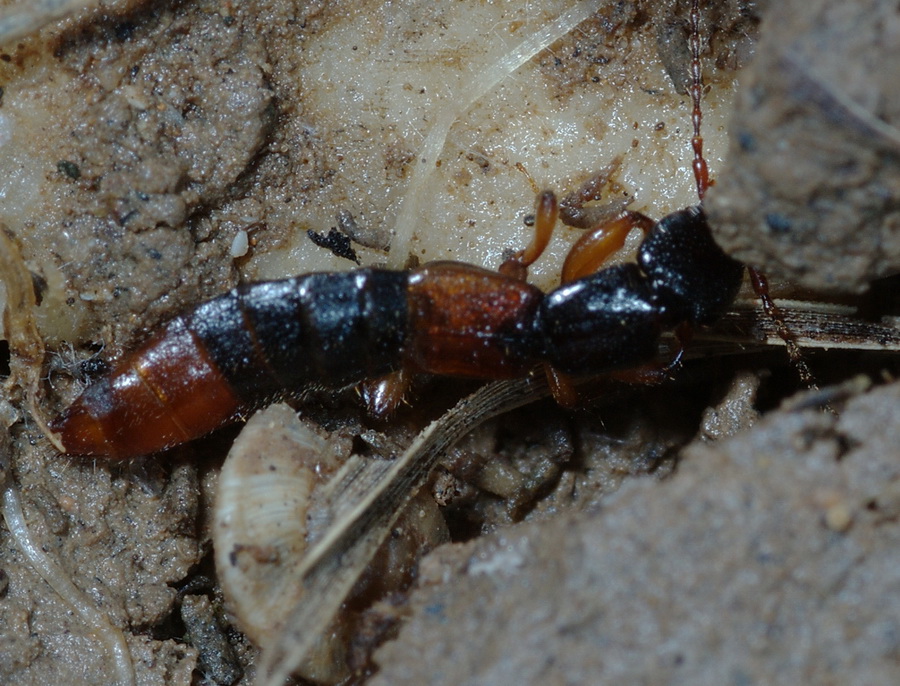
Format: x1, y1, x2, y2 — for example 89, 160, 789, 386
372, 379, 900, 685
706, 0, 900, 293
0, 0, 898, 685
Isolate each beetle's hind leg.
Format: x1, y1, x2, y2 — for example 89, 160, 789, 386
358, 368, 413, 420
607, 322, 694, 387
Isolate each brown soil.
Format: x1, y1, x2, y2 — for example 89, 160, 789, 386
0, 0, 898, 685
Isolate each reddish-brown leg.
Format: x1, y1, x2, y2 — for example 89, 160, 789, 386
557, 156, 630, 229
503, 155, 638, 283
558, 324, 693, 409
607, 322, 693, 386
561, 210, 656, 283
496, 189, 581, 406
499, 190, 559, 281
544, 365, 580, 409
359, 369, 412, 419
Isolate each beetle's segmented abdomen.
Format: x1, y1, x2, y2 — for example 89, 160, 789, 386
50, 269, 409, 458
181, 269, 409, 405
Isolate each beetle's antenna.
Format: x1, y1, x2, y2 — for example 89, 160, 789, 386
689, 0, 709, 200
748, 267, 821, 390
689, 0, 821, 392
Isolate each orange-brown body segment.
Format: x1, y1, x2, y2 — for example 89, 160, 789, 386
50, 318, 241, 458
404, 262, 543, 379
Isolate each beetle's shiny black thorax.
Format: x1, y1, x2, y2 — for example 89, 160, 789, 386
538, 206, 743, 376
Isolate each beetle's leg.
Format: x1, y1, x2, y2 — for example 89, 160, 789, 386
608, 323, 693, 386
503, 155, 637, 282
547, 323, 692, 408
561, 210, 656, 283
359, 369, 412, 419
544, 365, 579, 409
499, 190, 558, 281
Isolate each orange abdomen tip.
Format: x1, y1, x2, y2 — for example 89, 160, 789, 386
49, 396, 110, 457
51, 318, 242, 459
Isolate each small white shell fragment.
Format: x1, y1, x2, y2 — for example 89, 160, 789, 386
230, 229, 249, 258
